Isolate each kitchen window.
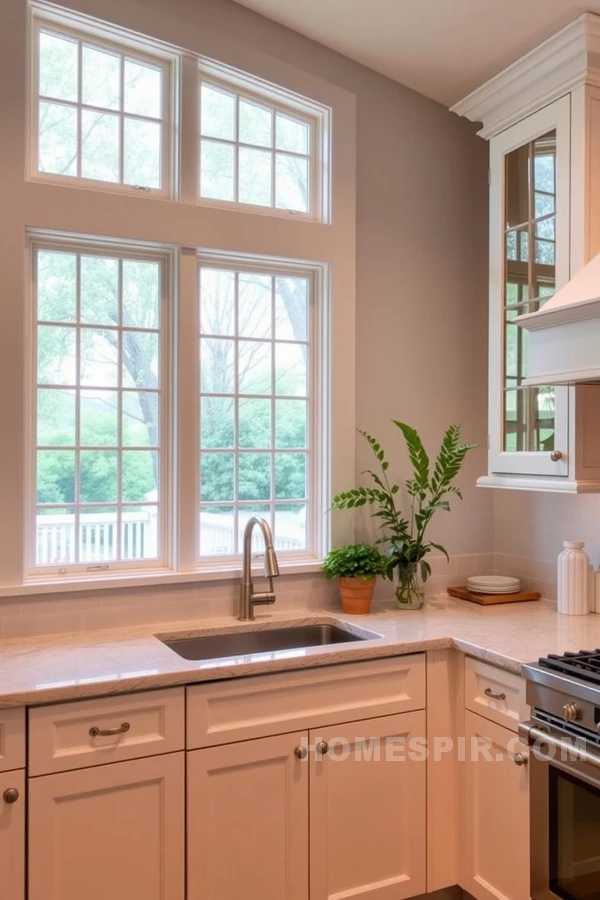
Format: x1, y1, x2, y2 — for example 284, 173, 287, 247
30, 12, 175, 196
199, 73, 327, 219
30, 238, 171, 574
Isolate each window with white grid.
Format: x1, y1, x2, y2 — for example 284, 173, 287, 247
198, 260, 315, 560
32, 240, 169, 572
32, 17, 174, 195
199, 79, 319, 217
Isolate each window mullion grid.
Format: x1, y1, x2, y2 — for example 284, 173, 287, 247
234, 96, 240, 203
233, 271, 240, 554
119, 54, 125, 185
76, 37, 83, 179
116, 259, 124, 562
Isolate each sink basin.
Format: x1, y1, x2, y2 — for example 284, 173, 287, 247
159, 623, 379, 661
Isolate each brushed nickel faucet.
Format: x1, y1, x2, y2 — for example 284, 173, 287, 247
238, 517, 280, 621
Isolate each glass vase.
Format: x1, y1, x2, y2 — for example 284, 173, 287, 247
394, 563, 425, 610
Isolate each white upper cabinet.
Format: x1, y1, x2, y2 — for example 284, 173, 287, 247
453, 14, 600, 492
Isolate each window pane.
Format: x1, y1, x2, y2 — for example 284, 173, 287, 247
122, 450, 158, 502
37, 251, 77, 323
275, 452, 306, 500
36, 507, 76, 565
38, 326, 76, 385
275, 343, 307, 396
37, 450, 75, 504
239, 99, 272, 147
275, 277, 308, 341
37, 389, 76, 446
276, 154, 308, 212
200, 140, 235, 202
123, 260, 160, 329
81, 110, 120, 182
200, 452, 234, 501
200, 269, 235, 336
199, 506, 235, 556
200, 85, 235, 141
122, 332, 159, 388
80, 329, 119, 387
39, 31, 78, 102
238, 452, 270, 501
201, 397, 234, 448
239, 341, 272, 394
122, 505, 158, 559
80, 450, 118, 502
276, 114, 309, 154
239, 398, 271, 448
275, 399, 306, 448
239, 147, 272, 206
274, 504, 306, 551
124, 118, 161, 188
123, 391, 159, 447
80, 507, 118, 562
82, 46, 120, 110
38, 101, 77, 176
200, 338, 235, 393
238, 273, 272, 339
80, 256, 119, 326
80, 390, 118, 446
124, 60, 161, 118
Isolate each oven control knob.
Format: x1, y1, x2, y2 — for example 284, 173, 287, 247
562, 702, 582, 722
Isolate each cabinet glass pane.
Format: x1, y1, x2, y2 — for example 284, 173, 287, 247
503, 130, 556, 452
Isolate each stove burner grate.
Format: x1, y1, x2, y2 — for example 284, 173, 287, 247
540, 649, 600, 684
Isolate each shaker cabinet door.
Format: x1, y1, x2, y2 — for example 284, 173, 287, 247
0, 770, 25, 900
28, 753, 185, 900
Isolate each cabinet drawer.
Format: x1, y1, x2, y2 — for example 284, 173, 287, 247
29, 688, 185, 776
187, 655, 425, 749
0, 708, 25, 773
464, 657, 527, 733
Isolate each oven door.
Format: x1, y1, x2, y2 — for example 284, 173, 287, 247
521, 722, 600, 900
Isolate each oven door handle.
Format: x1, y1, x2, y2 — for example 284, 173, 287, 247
519, 721, 600, 770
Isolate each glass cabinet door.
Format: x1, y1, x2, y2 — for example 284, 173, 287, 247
488, 97, 570, 479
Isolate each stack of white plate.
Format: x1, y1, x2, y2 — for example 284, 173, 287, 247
466, 575, 521, 595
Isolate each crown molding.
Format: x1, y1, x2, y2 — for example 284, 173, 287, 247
451, 13, 600, 139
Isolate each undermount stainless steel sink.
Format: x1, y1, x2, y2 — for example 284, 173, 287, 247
159, 623, 380, 661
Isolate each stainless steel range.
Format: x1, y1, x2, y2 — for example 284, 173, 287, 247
520, 651, 600, 900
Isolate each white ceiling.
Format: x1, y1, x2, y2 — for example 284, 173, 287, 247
232, 0, 600, 107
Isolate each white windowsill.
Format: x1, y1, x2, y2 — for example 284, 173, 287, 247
0, 560, 325, 598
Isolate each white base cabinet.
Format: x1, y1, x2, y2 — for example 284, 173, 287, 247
0, 770, 25, 900
462, 710, 530, 900
187, 711, 426, 900
28, 753, 185, 900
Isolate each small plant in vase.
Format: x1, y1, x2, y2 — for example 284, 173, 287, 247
322, 543, 388, 615
331, 422, 478, 610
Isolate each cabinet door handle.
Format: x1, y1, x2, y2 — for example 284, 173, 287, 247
513, 753, 528, 767
316, 741, 329, 755
2, 788, 19, 804
484, 687, 506, 701
89, 722, 131, 738
294, 745, 308, 760
550, 451, 563, 462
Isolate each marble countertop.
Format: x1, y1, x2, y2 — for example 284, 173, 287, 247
3, 595, 600, 708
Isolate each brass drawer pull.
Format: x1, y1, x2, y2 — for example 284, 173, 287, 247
294, 745, 308, 760
484, 687, 506, 701
3, 788, 19, 804
316, 741, 329, 755
89, 722, 131, 738
513, 753, 528, 767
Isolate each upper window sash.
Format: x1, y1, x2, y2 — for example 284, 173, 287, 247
29, 11, 177, 199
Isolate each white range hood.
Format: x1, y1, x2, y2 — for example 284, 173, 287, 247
516, 252, 600, 385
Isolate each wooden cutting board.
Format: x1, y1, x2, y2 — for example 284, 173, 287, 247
447, 585, 541, 605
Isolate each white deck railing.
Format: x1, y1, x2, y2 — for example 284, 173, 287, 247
36, 510, 304, 565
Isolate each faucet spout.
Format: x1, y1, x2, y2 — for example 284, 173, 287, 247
238, 517, 280, 621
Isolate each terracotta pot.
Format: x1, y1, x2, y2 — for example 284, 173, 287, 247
338, 576, 376, 614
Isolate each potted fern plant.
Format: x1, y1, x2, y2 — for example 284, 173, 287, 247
331, 422, 478, 610
322, 543, 388, 614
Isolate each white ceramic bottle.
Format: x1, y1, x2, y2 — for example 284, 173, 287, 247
557, 541, 590, 616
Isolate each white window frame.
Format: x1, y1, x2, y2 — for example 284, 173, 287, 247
28, 3, 179, 200
194, 251, 330, 570
485, 97, 571, 482
198, 59, 331, 223
25, 233, 175, 580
